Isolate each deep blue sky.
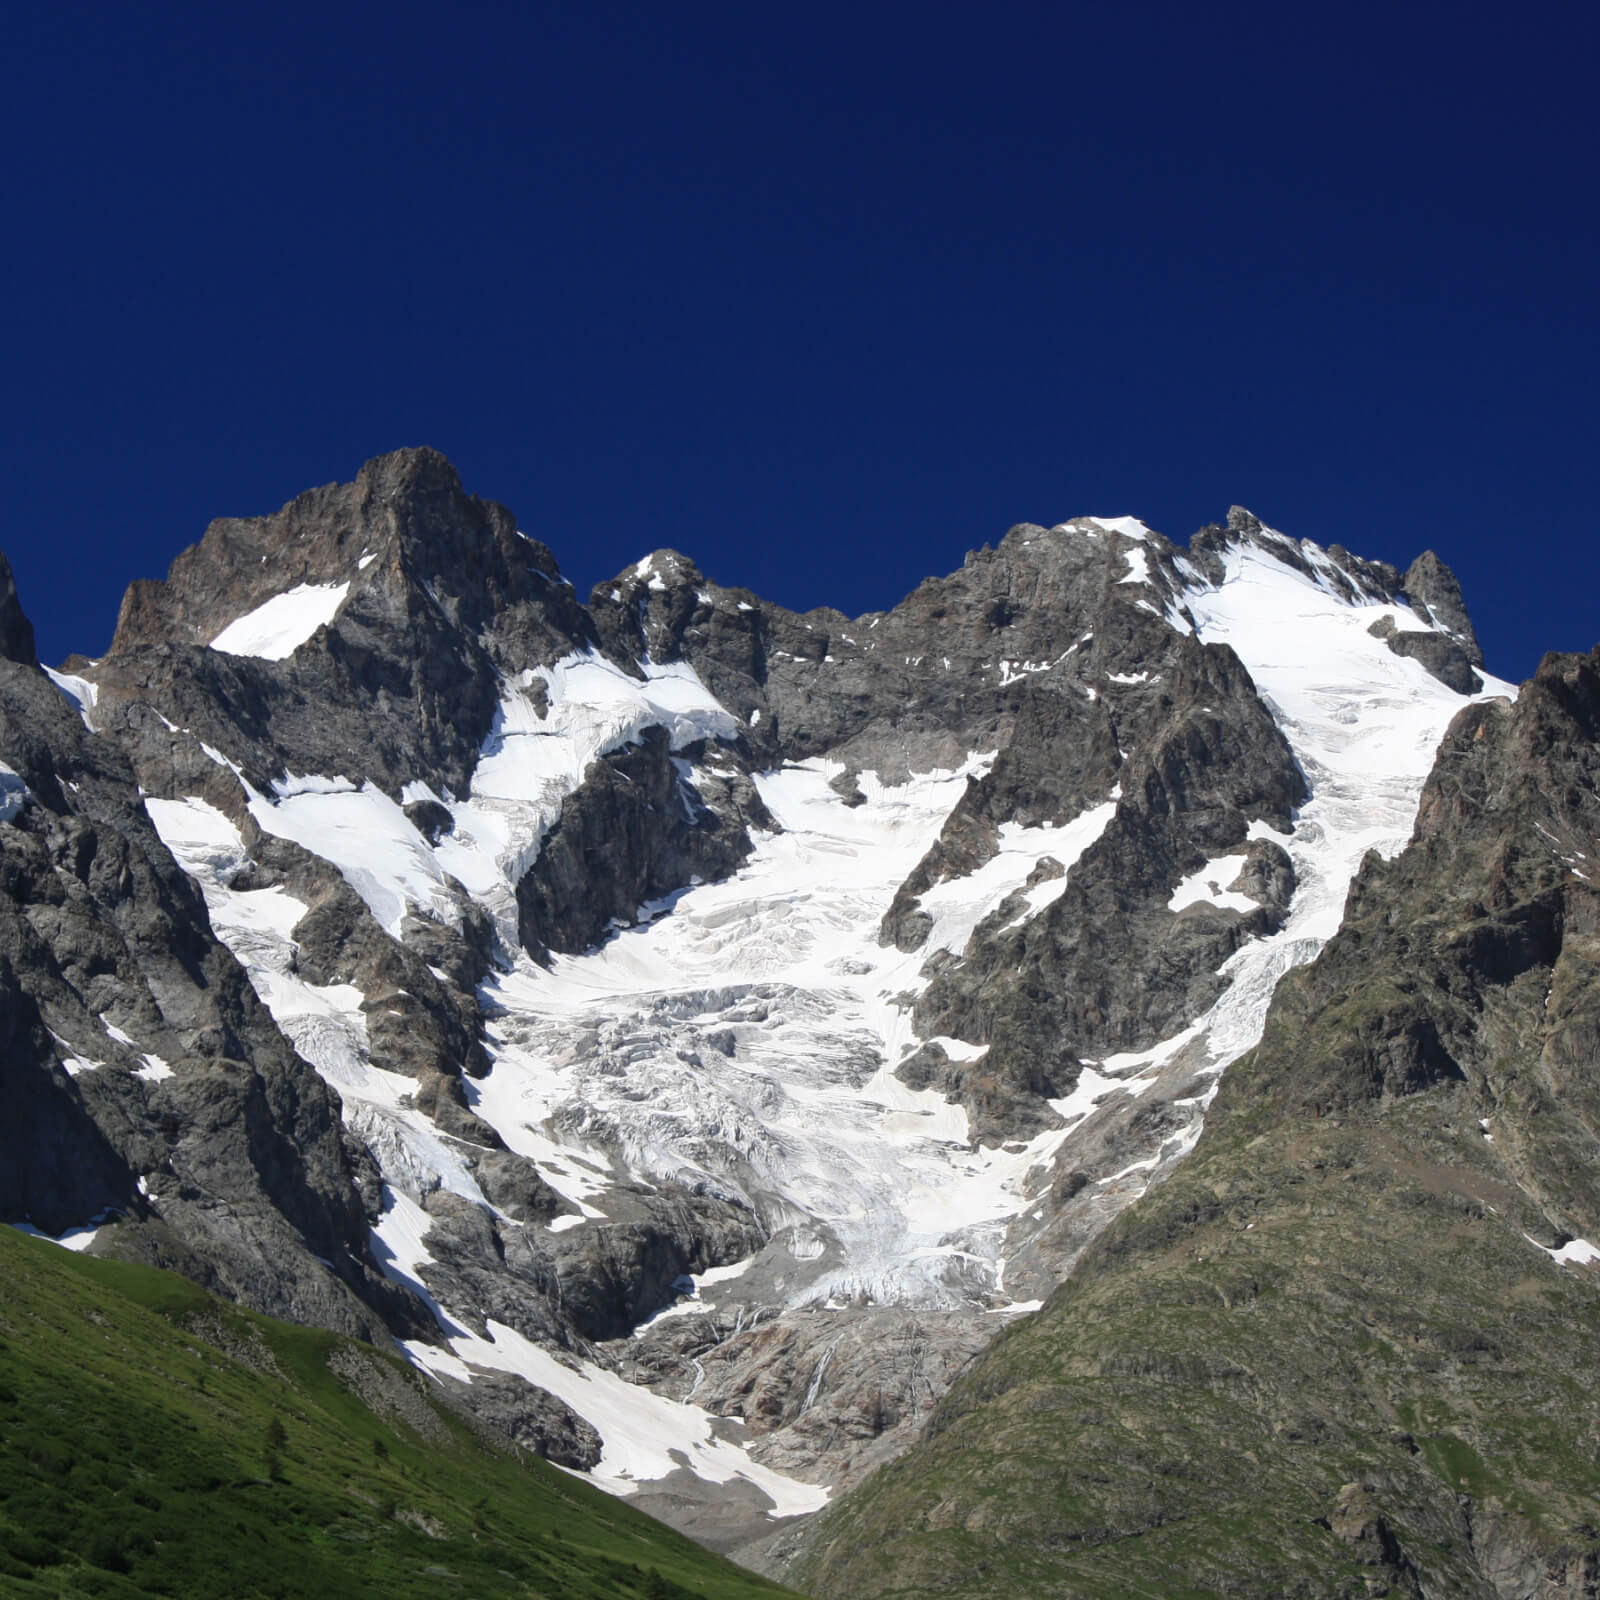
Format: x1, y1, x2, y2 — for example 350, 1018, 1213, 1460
4, 2, 1595, 678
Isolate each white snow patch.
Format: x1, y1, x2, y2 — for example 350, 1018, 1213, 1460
1119, 546, 1152, 586
1169, 853, 1257, 915
1528, 1236, 1600, 1268
245, 780, 457, 937
44, 667, 99, 729
271, 772, 357, 797
918, 800, 1117, 947
210, 582, 350, 660
997, 658, 1057, 686
1085, 516, 1155, 542
136, 1054, 174, 1083
405, 1319, 830, 1514
9, 1221, 104, 1252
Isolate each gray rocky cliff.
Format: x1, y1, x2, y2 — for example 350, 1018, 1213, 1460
0, 577, 417, 1341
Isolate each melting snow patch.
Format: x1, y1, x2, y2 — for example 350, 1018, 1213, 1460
0, 761, 30, 823
210, 581, 350, 660
44, 667, 99, 729
10, 1220, 104, 1252
404, 1319, 830, 1515
1528, 1236, 1600, 1268
1169, 853, 1256, 914
997, 658, 1058, 686
245, 779, 458, 936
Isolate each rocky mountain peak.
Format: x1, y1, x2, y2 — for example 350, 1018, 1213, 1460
81, 450, 599, 804
1403, 548, 1485, 667
0, 550, 38, 665
353, 442, 464, 501
106, 446, 571, 662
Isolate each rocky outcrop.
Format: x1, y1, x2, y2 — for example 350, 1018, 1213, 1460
625, 1302, 997, 1499
435, 1368, 602, 1468
897, 625, 1305, 1140
1404, 548, 1486, 667
515, 728, 772, 959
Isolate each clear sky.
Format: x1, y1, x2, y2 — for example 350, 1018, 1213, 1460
4, 1, 1595, 679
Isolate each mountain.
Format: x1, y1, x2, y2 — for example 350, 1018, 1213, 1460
3, 447, 1591, 1595
786, 646, 1600, 1599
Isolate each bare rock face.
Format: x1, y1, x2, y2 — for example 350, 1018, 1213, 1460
623, 1302, 996, 1496
435, 1368, 602, 1469
514, 726, 773, 959
1404, 549, 1486, 667
1385, 626, 1483, 693
0, 580, 414, 1341
904, 626, 1306, 1140
0, 551, 37, 665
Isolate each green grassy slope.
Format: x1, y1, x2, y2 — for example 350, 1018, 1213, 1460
788, 1100, 1600, 1598
0, 1227, 803, 1600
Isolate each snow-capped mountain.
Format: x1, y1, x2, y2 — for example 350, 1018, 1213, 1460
0, 450, 1520, 1567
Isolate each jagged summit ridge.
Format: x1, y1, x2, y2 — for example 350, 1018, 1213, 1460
6, 449, 1514, 1562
